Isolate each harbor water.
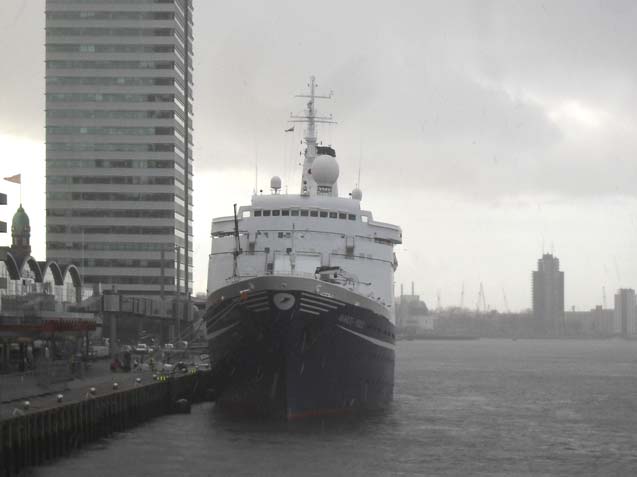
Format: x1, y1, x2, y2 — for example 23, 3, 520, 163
31, 339, 637, 476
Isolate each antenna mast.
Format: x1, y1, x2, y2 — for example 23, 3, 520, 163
232, 204, 242, 278
289, 76, 336, 195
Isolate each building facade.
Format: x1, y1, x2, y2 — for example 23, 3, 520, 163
45, 0, 194, 297
1, 205, 88, 305
532, 253, 565, 336
613, 288, 637, 337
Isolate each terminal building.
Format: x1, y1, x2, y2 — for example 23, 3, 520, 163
1, 205, 95, 374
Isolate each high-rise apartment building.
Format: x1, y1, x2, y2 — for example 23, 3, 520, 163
532, 253, 565, 335
613, 288, 637, 336
45, 0, 193, 297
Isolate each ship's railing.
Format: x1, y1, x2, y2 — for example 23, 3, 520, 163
224, 270, 319, 283
222, 270, 392, 304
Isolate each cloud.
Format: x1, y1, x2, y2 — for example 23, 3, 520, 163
1, 0, 637, 308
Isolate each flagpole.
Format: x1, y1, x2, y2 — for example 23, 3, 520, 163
3, 174, 22, 204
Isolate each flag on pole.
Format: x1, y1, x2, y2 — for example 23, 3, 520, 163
3, 174, 21, 184
284, 126, 295, 132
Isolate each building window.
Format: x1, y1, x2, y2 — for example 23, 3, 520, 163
329, 212, 337, 219
339, 213, 347, 219
348, 214, 357, 221
310, 210, 318, 217
254, 210, 262, 217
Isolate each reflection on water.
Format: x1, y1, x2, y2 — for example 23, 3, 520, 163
32, 340, 637, 476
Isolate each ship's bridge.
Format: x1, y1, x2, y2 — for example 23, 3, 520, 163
211, 194, 402, 245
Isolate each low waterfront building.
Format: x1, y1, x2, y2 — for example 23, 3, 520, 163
395, 283, 432, 332
565, 305, 614, 336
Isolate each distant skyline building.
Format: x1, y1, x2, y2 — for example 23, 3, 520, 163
44, 0, 194, 296
532, 253, 565, 335
613, 289, 636, 337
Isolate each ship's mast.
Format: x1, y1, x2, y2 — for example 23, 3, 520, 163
290, 76, 335, 195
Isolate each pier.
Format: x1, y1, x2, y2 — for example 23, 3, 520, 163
0, 370, 215, 476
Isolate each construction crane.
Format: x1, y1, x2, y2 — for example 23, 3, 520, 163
460, 282, 465, 309
476, 283, 487, 314
502, 288, 510, 314
602, 286, 607, 309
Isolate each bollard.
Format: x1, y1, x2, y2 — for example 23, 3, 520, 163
113, 382, 119, 390
173, 398, 191, 414
205, 388, 218, 402
57, 394, 64, 403
135, 377, 142, 386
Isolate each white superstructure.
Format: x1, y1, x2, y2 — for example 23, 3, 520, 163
207, 77, 401, 319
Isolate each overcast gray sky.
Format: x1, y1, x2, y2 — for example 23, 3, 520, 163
1, 0, 636, 311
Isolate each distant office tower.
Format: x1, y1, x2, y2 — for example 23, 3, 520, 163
45, 0, 193, 297
532, 253, 565, 335
613, 289, 637, 336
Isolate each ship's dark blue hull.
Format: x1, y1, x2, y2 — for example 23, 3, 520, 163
205, 283, 395, 420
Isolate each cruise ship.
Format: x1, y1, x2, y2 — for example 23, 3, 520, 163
204, 77, 402, 419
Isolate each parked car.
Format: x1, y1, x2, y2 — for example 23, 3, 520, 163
134, 343, 149, 353
162, 362, 175, 372
90, 345, 109, 359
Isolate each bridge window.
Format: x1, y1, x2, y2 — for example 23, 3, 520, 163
254, 210, 262, 217
329, 212, 337, 219
291, 209, 299, 216
338, 213, 346, 219
348, 214, 357, 221
310, 210, 318, 217
272, 210, 280, 216
319, 211, 328, 218
300, 209, 309, 217
282, 209, 290, 216
263, 210, 271, 217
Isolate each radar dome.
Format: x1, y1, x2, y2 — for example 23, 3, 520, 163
351, 188, 363, 201
311, 154, 339, 185
270, 175, 282, 191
